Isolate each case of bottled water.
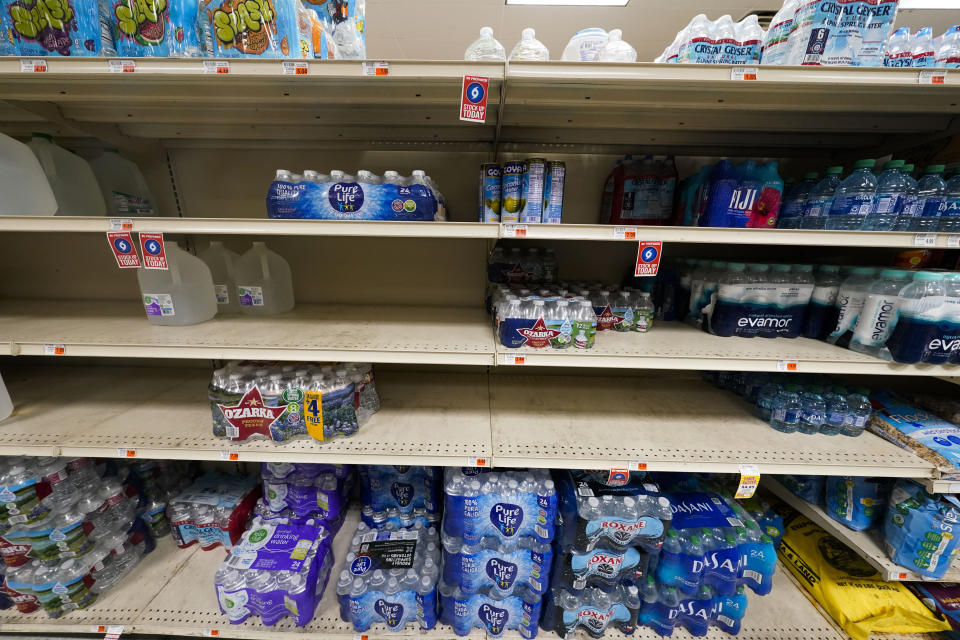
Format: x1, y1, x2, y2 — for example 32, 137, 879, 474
335, 521, 440, 632
214, 515, 334, 626
777, 474, 826, 504
361, 505, 440, 530
442, 535, 552, 597
267, 169, 446, 221
260, 462, 353, 531
824, 476, 894, 531
358, 466, 441, 519
209, 360, 379, 443
639, 578, 748, 636
884, 479, 960, 579
167, 471, 261, 551
440, 581, 542, 638
599, 155, 678, 226
542, 582, 640, 638
444, 468, 558, 545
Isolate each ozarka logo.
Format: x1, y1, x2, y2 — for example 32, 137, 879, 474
328, 182, 364, 213
490, 503, 523, 537
485, 557, 518, 590
374, 599, 404, 628
217, 385, 286, 440
517, 318, 560, 349
479, 603, 509, 634
390, 482, 414, 507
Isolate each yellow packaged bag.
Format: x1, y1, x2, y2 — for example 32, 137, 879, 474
777, 511, 951, 640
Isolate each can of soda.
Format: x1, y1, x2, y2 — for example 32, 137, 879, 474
501, 161, 524, 223
478, 163, 501, 223
521, 158, 546, 224
543, 161, 566, 224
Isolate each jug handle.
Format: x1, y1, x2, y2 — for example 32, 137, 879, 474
260, 252, 271, 279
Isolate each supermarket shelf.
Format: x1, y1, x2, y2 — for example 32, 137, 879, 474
0, 217, 499, 238
502, 222, 960, 249
496, 322, 960, 376
490, 373, 934, 477
919, 477, 960, 494
0, 366, 492, 465
0, 507, 844, 639
0, 300, 495, 365
766, 477, 960, 582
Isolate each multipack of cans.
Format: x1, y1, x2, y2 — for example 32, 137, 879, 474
479, 159, 565, 224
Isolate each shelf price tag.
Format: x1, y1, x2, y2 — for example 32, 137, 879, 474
93, 625, 124, 638
914, 233, 937, 247
106, 231, 141, 268
465, 457, 489, 468
139, 232, 167, 269
634, 241, 662, 277
777, 360, 798, 372
108, 218, 134, 231
108, 59, 136, 73
501, 224, 528, 238
203, 60, 230, 74
361, 61, 389, 76
116, 448, 136, 458
730, 66, 758, 81
43, 344, 65, 356
918, 69, 947, 84
282, 61, 308, 75
613, 226, 637, 240
20, 59, 47, 73
947, 235, 960, 249
204, 630, 220, 637
628, 461, 648, 471
502, 353, 526, 365
460, 75, 489, 123
735, 465, 760, 499
219, 451, 240, 461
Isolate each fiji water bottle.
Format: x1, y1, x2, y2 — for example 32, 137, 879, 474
800, 167, 843, 229
798, 388, 826, 435
866, 160, 908, 231
778, 172, 817, 229
894, 164, 920, 230
826, 159, 876, 230
907, 165, 947, 232
770, 386, 801, 434
843, 389, 872, 437
938, 167, 960, 232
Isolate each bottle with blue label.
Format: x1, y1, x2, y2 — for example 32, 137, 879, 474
335, 521, 440, 632
358, 466, 441, 517
884, 479, 960, 579
800, 167, 843, 230
885, 271, 946, 364
440, 581, 542, 638
939, 167, 960, 232
542, 583, 640, 638
865, 160, 909, 231
825, 159, 876, 230
777, 172, 817, 229
825, 476, 894, 532
907, 165, 948, 232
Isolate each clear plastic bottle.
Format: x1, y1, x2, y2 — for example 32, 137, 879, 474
826, 159, 876, 230
912, 27, 935, 67
843, 389, 872, 437
884, 26, 913, 67
509, 28, 549, 61
801, 167, 843, 229
464, 26, 505, 61
770, 386, 801, 434
137, 243, 217, 326
754, 381, 781, 422
199, 241, 241, 314
356, 170, 381, 185
89, 149, 157, 217
798, 387, 826, 435
738, 15, 764, 64
849, 269, 910, 359
908, 165, 948, 232
935, 24, 960, 67
865, 160, 908, 231
709, 16, 736, 65
561, 27, 609, 61
778, 172, 817, 229
893, 164, 920, 231
820, 390, 849, 436
886, 271, 946, 364
939, 167, 960, 232
0, 132, 57, 216
234, 242, 295, 315
762, 0, 797, 66
597, 29, 637, 62
28, 133, 106, 217
827, 267, 878, 346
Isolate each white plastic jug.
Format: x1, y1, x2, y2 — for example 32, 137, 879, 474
0, 132, 57, 216
0, 373, 12, 422
561, 28, 608, 61
137, 243, 217, 326
234, 242, 295, 315
89, 149, 158, 217
28, 134, 107, 217
199, 240, 241, 314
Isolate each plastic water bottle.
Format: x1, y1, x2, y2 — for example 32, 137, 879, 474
28, 134, 106, 217
908, 165, 947, 232
137, 243, 217, 326
738, 15, 764, 64
598, 29, 637, 62
89, 149, 157, 217
561, 28, 608, 61
843, 389, 872, 437
939, 168, 960, 232
798, 388, 826, 435
800, 167, 843, 229
0, 132, 57, 216
936, 25, 960, 67
712, 16, 736, 64
803, 265, 843, 339
770, 386, 801, 434
886, 271, 946, 364
884, 27, 913, 66
464, 26, 505, 61
865, 160, 907, 231
893, 164, 920, 230
234, 242, 295, 315
849, 269, 910, 359
0, 373, 12, 422
509, 28, 549, 61
826, 159, 876, 230
821, 391, 849, 436
912, 27, 935, 67
762, 0, 797, 65
827, 267, 878, 346
199, 241, 241, 314
678, 14, 709, 63
778, 172, 817, 228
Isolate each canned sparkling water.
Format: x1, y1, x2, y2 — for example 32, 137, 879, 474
478, 163, 501, 223
501, 161, 524, 223
521, 158, 546, 224
543, 161, 565, 224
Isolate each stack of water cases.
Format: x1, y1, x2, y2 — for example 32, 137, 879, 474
599, 155, 678, 227
544, 470, 669, 638
336, 466, 442, 633
167, 471, 261, 552
214, 463, 346, 626
646, 475, 779, 637
441, 468, 558, 638
478, 159, 565, 224
209, 360, 379, 443
0, 457, 188, 618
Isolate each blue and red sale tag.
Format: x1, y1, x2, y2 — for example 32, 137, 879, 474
634, 241, 662, 277
460, 75, 489, 123
106, 231, 140, 268
139, 232, 167, 270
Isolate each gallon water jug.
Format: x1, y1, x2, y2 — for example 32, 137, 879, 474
234, 242, 295, 315
28, 134, 106, 217
0, 373, 12, 422
137, 244, 217, 326
89, 149, 157, 217
561, 27, 608, 61
0, 132, 57, 216
199, 241, 241, 314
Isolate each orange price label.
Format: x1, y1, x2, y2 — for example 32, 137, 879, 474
116, 448, 136, 458
502, 354, 525, 365
628, 461, 648, 471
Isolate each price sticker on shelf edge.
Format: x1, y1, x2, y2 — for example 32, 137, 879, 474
460, 75, 489, 124
117, 448, 136, 458
777, 360, 798, 372
219, 451, 239, 461
303, 389, 324, 442
203, 60, 230, 74
502, 353, 525, 365
108, 59, 136, 73
106, 231, 141, 268
204, 630, 220, 637
918, 69, 947, 85
109, 218, 134, 231
282, 61, 308, 75
361, 61, 389, 76
502, 223, 527, 238
466, 457, 489, 468
914, 233, 937, 247
948, 235, 960, 249
613, 226, 637, 240
20, 59, 46, 72
93, 625, 124, 637
736, 465, 760, 499
628, 461, 648, 471
730, 66, 758, 81
139, 232, 167, 269
43, 344, 65, 356
634, 241, 662, 277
